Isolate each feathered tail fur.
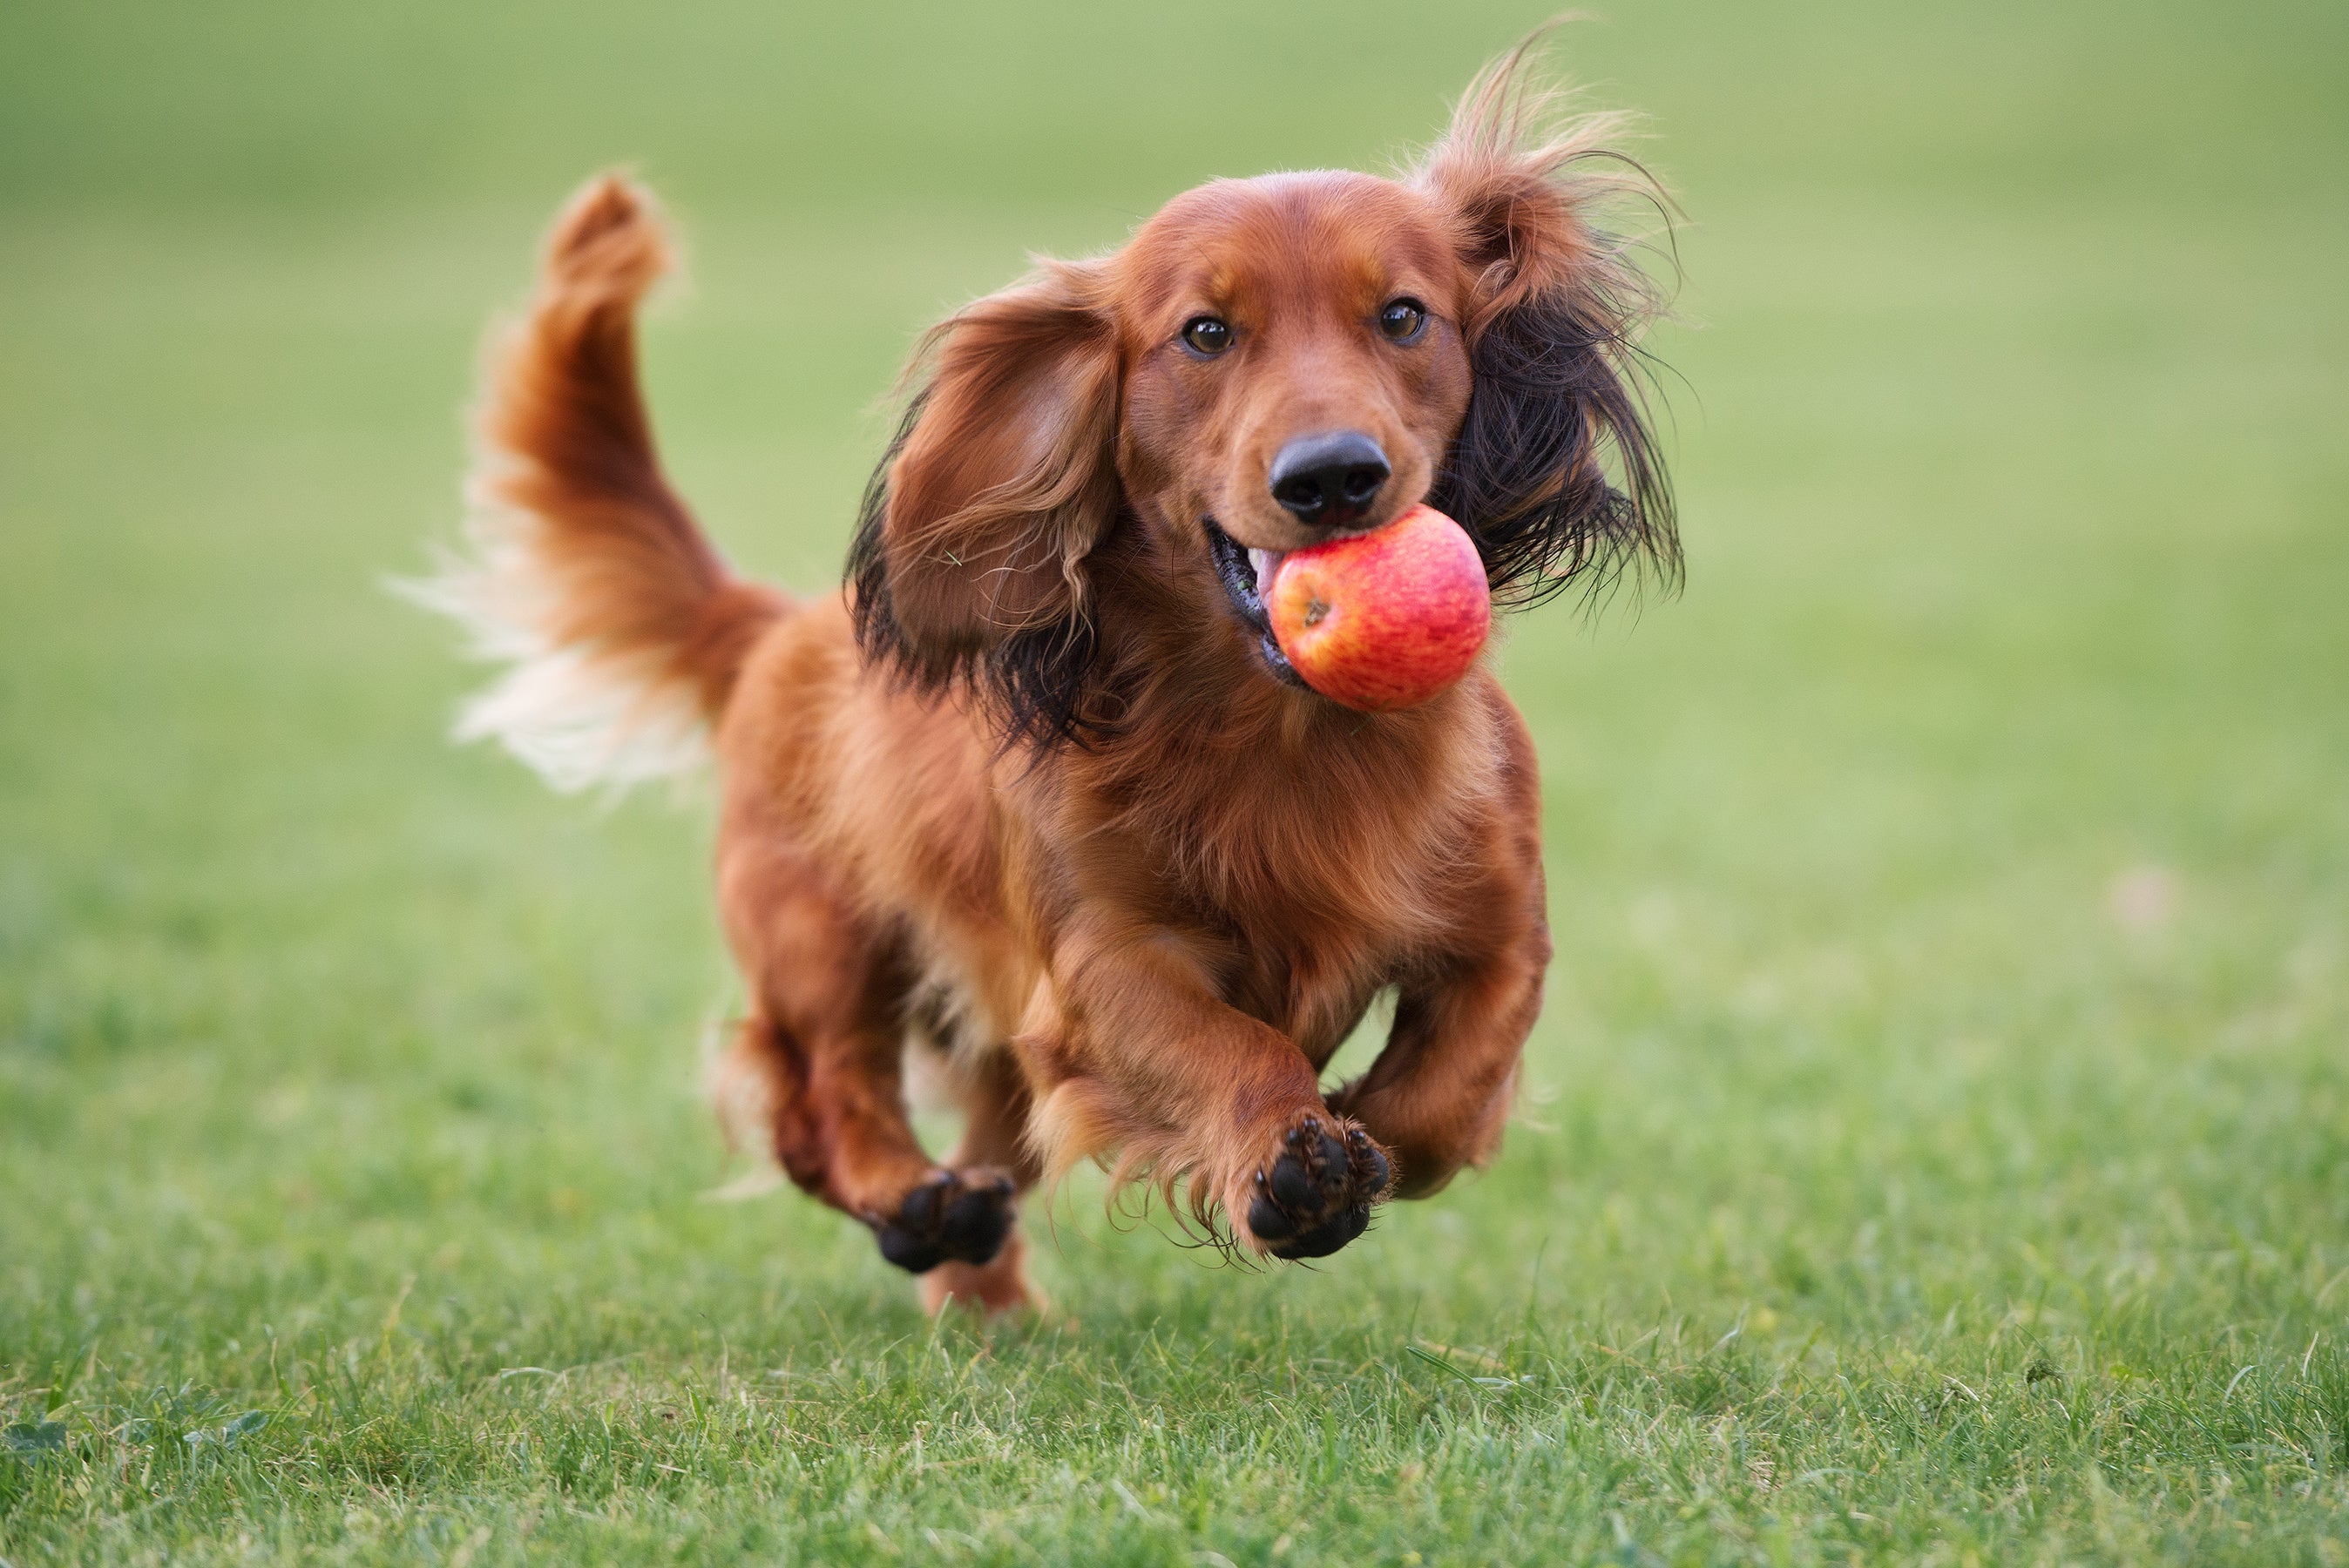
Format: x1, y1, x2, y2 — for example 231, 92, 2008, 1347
407, 173, 784, 792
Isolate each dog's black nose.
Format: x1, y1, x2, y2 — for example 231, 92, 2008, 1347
1269, 430, 1390, 529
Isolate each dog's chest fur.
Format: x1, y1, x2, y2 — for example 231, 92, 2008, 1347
1011, 675, 1511, 1060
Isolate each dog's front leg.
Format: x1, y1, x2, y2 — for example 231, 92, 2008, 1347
1024, 916, 1394, 1259
1326, 906, 1551, 1199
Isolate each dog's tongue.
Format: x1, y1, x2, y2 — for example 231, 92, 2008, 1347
1247, 547, 1288, 599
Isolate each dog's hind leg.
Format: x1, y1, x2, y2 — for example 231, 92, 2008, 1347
718, 837, 1020, 1283
918, 1044, 1046, 1315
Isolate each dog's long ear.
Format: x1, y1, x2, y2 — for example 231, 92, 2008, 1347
1417, 41, 1679, 605
850, 259, 1120, 745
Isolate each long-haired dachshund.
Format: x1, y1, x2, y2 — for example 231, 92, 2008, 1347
419, 42, 1676, 1314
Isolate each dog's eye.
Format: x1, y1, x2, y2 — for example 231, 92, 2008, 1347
1378, 298, 1427, 341
1181, 316, 1233, 356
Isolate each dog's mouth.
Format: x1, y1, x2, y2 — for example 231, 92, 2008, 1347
1204, 517, 1308, 689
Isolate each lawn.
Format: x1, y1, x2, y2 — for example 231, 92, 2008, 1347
3, 0, 2346, 1562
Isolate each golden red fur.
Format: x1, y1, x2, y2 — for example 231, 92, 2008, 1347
420, 43, 1676, 1314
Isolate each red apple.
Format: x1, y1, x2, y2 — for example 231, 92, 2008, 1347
1263, 503, 1491, 712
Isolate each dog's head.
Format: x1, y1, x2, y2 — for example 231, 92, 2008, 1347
850, 46, 1677, 746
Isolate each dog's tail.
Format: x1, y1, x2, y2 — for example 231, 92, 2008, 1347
406, 173, 787, 794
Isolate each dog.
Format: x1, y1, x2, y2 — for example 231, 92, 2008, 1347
417, 41, 1675, 1315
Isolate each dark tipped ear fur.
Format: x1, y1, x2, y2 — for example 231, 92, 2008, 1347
849, 259, 1121, 747
1417, 41, 1680, 606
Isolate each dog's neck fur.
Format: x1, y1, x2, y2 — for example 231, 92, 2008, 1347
992, 518, 1507, 1053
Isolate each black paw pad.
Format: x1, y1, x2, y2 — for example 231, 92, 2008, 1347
873, 1168, 1017, 1274
1246, 1119, 1394, 1261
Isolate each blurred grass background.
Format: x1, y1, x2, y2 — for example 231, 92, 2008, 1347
3, 0, 2346, 1563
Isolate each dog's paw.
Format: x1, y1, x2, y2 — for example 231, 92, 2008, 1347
1242, 1116, 1393, 1260
872, 1167, 1018, 1274
919, 1229, 1048, 1318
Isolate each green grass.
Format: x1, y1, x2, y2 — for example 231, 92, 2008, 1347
4, 0, 2347, 1562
